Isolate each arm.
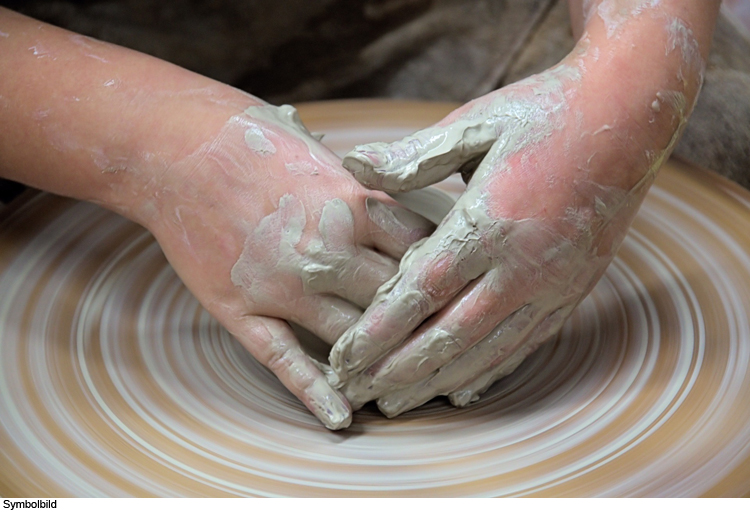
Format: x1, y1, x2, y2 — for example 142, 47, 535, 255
0, 7, 251, 222
0, 8, 433, 429
331, 0, 720, 415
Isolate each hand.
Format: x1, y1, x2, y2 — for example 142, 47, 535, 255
137, 103, 433, 429
330, 16, 705, 416
0, 8, 436, 430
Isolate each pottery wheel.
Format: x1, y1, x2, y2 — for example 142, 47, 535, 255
2, 101, 750, 497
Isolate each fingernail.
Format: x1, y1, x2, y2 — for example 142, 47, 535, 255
331, 326, 379, 385
312, 382, 352, 430
376, 395, 407, 418
447, 390, 476, 408
366, 197, 434, 242
343, 148, 389, 189
350, 145, 386, 168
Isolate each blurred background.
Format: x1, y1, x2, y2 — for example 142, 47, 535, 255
1, 0, 749, 204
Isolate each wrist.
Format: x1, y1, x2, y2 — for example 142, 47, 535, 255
98, 84, 263, 229
0, 9, 264, 228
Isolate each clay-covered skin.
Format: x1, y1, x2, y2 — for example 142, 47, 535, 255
0, 6, 436, 430
145, 103, 434, 429
331, 0, 717, 417
0, 7, 433, 431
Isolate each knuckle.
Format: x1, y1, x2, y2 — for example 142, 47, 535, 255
266, 346, 295, 374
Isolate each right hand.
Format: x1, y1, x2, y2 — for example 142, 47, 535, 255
328, 2, 709, 416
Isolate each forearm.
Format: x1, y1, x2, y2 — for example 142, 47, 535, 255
564, 0, 721, 189
0, 8, 258, 222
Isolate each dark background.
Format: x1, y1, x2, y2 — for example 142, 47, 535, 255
1, 0, 749, 204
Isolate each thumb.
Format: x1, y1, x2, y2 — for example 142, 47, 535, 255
343, 109, 500, 193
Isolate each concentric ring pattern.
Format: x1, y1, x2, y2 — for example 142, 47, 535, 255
2, 101, 750, 496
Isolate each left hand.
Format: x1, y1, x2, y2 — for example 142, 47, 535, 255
329, 5, 707, 417
140, 103, 434, 429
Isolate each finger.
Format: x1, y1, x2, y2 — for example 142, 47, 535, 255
341, 269, 523, 407
330, 229, 485, 385
342, 107, 500, 193
447, 308, 570, 407
229, 314, 352, 430
302, 247, 399, 309
307, 198, 416, 306
377, 305, 574, 417
341, 249, 400, 308
363, 197, 435, 259
446, 347, 531, 408
375, 304, 541, 417
289, 295, 363, 345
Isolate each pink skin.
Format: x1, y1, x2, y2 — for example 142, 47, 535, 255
330, 0, 721, 416
0, 8, 433, 429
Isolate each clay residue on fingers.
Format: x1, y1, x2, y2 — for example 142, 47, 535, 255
333, 182, 614, 391
231, 194, 306, 303
306, 376, 353, 430
230, 194, 362, 302
344, 63, 580, 195
365, 197, 434, 249
254, 317, 352, 430
301, 198, 359, 297
230, 191, 386, 331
